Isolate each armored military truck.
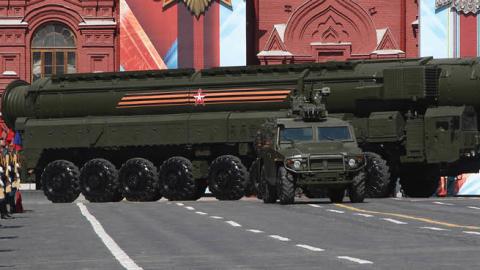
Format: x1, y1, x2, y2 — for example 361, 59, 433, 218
250, 88, 370, 204
254, 116, 368, 204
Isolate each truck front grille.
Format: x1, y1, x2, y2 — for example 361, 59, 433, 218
309, 155, 344, 171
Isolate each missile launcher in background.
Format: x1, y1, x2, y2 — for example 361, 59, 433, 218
3, 57, 480, 202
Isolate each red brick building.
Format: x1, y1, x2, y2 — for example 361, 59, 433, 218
0, 0, 119, 93
249, 0, 419, 65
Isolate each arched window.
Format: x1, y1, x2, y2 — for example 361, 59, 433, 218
31, 23, 76, 81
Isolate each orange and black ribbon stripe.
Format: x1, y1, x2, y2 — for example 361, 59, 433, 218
116, 88, 292, 109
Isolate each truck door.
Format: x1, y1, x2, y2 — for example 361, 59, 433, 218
425, 116, 460, 163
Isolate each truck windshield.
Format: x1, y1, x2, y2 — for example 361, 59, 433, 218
280, 128, 313, 143
318, 126, 351, 141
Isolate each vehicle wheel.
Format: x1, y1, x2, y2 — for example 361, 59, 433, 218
328, 188, 345, 203
159, 157, 197, 201
208, 155, 247, 200
365, 152, 391, 198
42, 160, 81, 203
348, 171, 366, 203
110, 192, 125, 202
261, 167, 277, 204
277, 167, 295, 205
119, 158, 160, 202
400, 165, 439, 197
246, 159, 261, 197
80, 159, 121, 203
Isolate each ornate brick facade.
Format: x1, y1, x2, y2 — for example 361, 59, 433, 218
0, 0, 119, 93
252, 0, 419, 64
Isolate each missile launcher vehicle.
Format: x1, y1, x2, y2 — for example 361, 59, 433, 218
3, 57, 480, 202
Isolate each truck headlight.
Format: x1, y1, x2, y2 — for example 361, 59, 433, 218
293, 160, 302, 169
285, 158, 305, 170
348, 158, 356, 168
346, 155, 364, 169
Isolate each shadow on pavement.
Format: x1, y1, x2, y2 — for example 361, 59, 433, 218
0, 225, 23, 229
0, 236, 18, 240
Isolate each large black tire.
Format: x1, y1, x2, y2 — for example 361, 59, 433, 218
80, 159, 122, 203
365, 152, 391, 198
245, 159, 261, 197
400, 165, 439, 197
261, 167, 277, 204
42, 160, 81, 203
328, 188, 345, 203
277, 167, 295, 205
348, 171, 366, 203
208, 155, 247, 200
159, 157, 197, 201
119, 158, 161, 201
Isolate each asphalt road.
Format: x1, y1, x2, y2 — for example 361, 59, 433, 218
1, 192, 480, 270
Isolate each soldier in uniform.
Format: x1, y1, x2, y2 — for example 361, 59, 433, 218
0, 165, 13, 219
0, 148, 14, 218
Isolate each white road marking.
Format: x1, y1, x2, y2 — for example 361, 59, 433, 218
420, 226, 449, 231
308, 204, 323, 208
77, 203, 143, 270
433, 201, 454, 206
269, 235, 291, 242
353, 213, 374, 218
463, 231, 480, 235
327, 209, 345, 214
467, 206, 480, 210
210, 216, 224, 220
185, 206, 195, 211
195, 211, 208, 215
296, 244, 324, 252
337, 256, 373, 265
246, 229, 264, 233
225, 221, 242, 227
381, 218, 407, 225
176, 203, 184, 206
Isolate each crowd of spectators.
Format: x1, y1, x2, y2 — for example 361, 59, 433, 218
0, 128, 23, 226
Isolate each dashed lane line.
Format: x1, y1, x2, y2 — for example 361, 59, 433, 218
296, 244, 324, 252
433, 201, 454, 206
225, 221, 242, 227
420, 227, 450, 231
246, 229, 264, 233
77, 203, 143, 270
308, 204, 323, 208
335, 204, 480, 230
353, 213, 374, 218
467, 206, 480, 210
178, 204, 375, 265
337, 256, 373, 265
463, 231, 480, 236
381, 218, 408, 225
326, 209, 345, 214
269, 235, 291, 242
176, 203, 184, 206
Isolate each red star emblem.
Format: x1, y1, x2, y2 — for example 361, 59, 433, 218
193, 89, 206, 105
